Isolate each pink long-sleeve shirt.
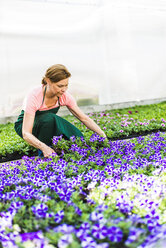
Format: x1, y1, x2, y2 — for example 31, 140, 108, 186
22, 86, 77, 117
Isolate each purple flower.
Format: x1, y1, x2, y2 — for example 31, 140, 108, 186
74, 206, 82, 216
87, 199, 96, 205
113, 217, 124, 224
19, 231, 49, 247
146, 219, 160, 232
54, 224, 75, 234
54, 210, 64, 223
145, 210, 160, 231
70, 136, 76, 142
80, 136, 85, 142
76, 222, 91, 239
31, 203, 48, 218
8, 201, 23, 214
0, 232, 17, 244
80, 222, 91, 230
127, 214, 145, 225
19, 231, 43, 242
89, 134, 98, 142
1, 240, 18, 248
52, 135, 63, 145
38, 194, 51, 202
96, 158, 105, 166
90, 211, 104, 222
81, 236, 97, 248
46, 212, 55, 218
125, 227, 146, 245
58, 234, 73, 248
137, 225, 166, 248
76, 229, 89, 239
91, 223, 108, 239
107, 226, 123, 242
58, 188, 73, 202
96, 204, 108, 213
69, 144, 79, 152
116, 196, 133, 214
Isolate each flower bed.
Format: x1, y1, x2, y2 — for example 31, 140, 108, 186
0, 123, 36, 163
0, 132, 166, 248
1, 102, 166, 162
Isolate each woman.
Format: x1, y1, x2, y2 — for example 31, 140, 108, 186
14, 64, 106, 158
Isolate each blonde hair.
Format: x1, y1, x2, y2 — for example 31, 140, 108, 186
42, 64, 71, 85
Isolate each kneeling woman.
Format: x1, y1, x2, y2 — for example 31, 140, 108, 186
15, 64, 106, 157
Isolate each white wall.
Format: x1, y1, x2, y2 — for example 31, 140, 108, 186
100, 0, 166, 104
0, 0, 166, 116
0, 0, 103, 116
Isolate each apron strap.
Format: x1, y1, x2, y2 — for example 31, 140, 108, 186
41, 85, 61, 108
41, 86, 47, 107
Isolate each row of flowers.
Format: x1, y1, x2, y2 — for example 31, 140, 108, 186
1, 132, 166, 247
1, 102, 166, 158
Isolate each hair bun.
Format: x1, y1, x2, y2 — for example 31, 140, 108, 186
42, 78, 47, 85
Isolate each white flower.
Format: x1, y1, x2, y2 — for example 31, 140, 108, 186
58, 234, 73, 248
13, 224, 21, 233
22, 241, 35, 248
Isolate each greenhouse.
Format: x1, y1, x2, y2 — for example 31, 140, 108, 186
0, 0, 166, 247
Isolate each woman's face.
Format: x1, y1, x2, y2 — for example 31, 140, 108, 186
46, 78, 69, 97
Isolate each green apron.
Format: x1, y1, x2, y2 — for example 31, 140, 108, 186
14, 87, 83, 146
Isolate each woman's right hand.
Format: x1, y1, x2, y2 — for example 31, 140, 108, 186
42, 145, 55, 158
